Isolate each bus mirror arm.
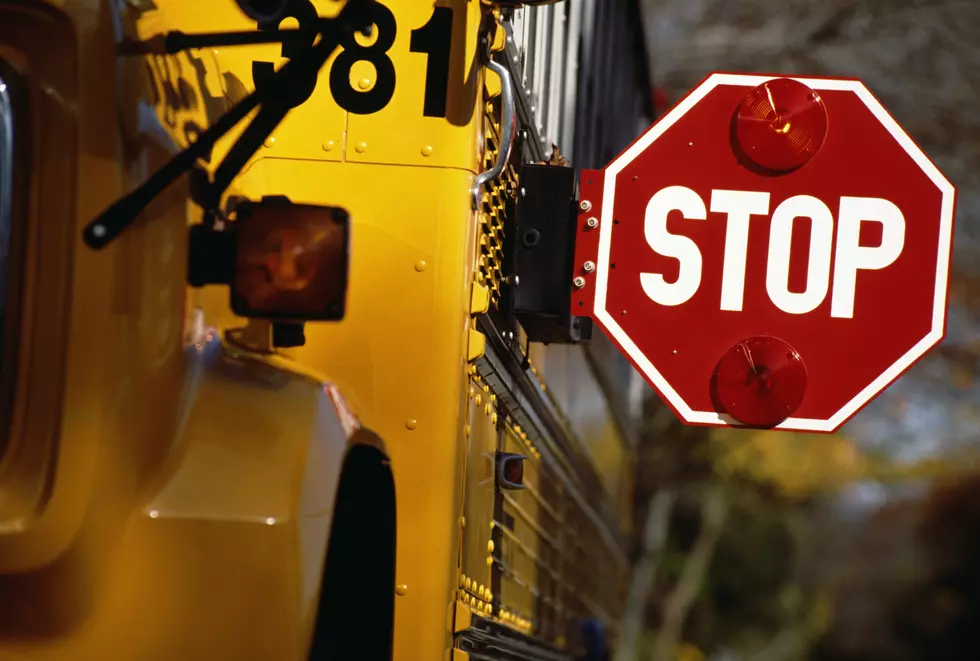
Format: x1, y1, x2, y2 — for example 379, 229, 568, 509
472, 24, 516, 210
82, 0, 376, 250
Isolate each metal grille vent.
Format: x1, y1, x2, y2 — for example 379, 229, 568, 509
477, 106, 518, 307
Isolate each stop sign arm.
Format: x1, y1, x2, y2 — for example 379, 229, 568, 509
568, 73, 957, 434
569, 170, 605, 319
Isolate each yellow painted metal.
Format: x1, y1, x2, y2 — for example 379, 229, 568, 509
459, 374, 496, 610
498, 423, 542, 631
0, 0, 367, 659
119, 1, 489, 654
254, 156, 478, 661
0, 0, 637, 658
345, 0, 483, 169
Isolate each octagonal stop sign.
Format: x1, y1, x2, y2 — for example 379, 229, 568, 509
571, 73, 957, 433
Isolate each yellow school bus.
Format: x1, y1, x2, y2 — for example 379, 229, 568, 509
0, 0, 651, 658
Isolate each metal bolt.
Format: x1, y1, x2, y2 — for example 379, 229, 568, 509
580, 200, 592, 212
573, 276, 586, 288
585, 217, 598, 229
583, 261, 595, 273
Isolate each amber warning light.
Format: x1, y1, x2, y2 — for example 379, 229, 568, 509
231, 198, 351, 321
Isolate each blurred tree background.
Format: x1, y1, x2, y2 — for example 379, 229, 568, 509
614, 0, 980, 659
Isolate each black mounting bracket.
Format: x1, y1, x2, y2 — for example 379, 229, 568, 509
502, 163, 593, 345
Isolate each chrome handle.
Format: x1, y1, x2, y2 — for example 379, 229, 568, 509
472, 26, 517, 210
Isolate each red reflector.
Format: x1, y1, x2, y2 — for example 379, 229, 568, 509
504, 457, 524, 485
712, 336, 807, 428
734, 78, 828, 172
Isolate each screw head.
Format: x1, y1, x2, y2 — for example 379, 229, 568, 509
585, 217, 598, 229
580, 200, 592, 212
583, 261, 596, 273
573, 276, 586, 288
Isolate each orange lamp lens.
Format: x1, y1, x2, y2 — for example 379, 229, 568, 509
503, 457, 524, 485
232, 201, 349, 320
734, 78, 828, 172
712, 335, 807, 428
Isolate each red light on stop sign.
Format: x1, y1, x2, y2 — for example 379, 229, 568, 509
712, 336, 808, 428
734, 78, 828, 172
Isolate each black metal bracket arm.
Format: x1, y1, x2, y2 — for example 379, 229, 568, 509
82, 0, 375, 250
116, 28, 314, 56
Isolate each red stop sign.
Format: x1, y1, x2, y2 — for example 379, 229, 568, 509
571, 73, 956, 433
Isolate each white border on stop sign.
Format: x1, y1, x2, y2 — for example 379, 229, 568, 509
595, 73, 956, 433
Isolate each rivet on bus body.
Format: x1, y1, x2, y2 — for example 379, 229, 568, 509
486, 556, 493, 566
396, 584, 408, 596
265, 517, 276, 525
487, 540, 495, 553
263, 137, 275, 148
421, 145, 434, 157
586, 217, 598, 229
414, 260, 427, 272
322, 140, 335, 152
573, 276, 586, 288
358, 77, 373, 90
355, 141, 368, 153
583, 261, 596, 273
148, 510, 160, 519
405, 418, 418, 431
